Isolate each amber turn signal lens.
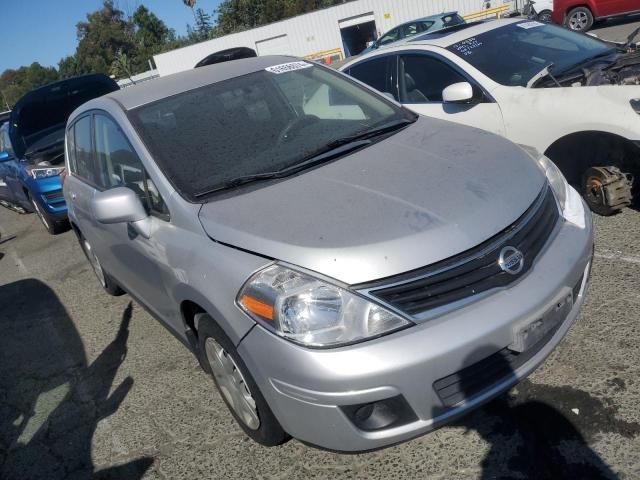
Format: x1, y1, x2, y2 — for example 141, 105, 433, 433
240, 295, 274, 320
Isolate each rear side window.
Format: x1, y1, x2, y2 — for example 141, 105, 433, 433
348, 57, 397, 100
72, 116, 98, 185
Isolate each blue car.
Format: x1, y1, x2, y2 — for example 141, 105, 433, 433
0, 74, 118, 234
361, 12, 466, 55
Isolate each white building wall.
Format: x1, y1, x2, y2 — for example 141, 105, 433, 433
154, 0, 513, 76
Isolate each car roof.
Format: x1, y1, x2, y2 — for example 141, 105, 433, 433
102, 55, 298, 111
406, 18, 522, 48
402, 11, 460, 25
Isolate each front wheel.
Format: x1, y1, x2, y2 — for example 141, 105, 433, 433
196, 313, 289, 447
30, 196, 67, 235
581, 166, 633, 216
565, 7, 594, 31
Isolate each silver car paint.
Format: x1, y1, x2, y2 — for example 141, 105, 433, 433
63, 57, 593, 451
239, 214, 592, 451
198, 116, 545, 285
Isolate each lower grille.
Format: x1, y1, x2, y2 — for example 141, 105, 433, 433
368, 185, 559, 316
43, 189, 64, 203
433, 274, 583, 408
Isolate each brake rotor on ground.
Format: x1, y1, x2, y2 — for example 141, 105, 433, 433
581, 166, 633, 216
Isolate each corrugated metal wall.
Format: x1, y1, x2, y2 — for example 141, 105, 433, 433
154, 0, 514, 76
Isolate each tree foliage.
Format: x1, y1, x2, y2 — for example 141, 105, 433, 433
215, 0, 349, 35
0, 0, 352, 109
0, 63, 59, 109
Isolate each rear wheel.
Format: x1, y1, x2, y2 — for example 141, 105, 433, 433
79, 235, 124, 295
196, 313, 289, 446
565, 7, 594, 31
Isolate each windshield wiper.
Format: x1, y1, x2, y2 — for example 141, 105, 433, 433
193, 117, 416, 198
324, 117, 416, 149
193, 140, 372, 198
527, 63, 562, 88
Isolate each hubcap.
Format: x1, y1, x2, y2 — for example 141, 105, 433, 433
569, 12, 588, 30
32, 199, 50, 230
83, 239, 107, 287
204, 337, 260, 430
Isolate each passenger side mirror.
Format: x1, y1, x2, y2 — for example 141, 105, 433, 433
442, 82, 476, 104
91, 187, 153, 238
0, 151, 10, 162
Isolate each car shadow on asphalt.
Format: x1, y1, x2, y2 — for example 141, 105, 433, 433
0, 279, 153, 479
435, 345, 632, 480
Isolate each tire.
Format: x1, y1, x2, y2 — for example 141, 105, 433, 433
30, 196, 68, 235
537, 10, 553, 23
79, 234, 124, 296
196, 313, 289, 447
565, 7, 594, 31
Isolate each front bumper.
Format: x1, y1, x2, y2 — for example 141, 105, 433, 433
238, 202, 594, 452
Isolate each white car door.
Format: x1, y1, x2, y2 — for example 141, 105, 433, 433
396, 53, 506, 136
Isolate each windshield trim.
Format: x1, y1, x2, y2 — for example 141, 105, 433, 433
126, 63, 416, 203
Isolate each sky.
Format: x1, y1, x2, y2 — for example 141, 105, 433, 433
0, 0, 222, 72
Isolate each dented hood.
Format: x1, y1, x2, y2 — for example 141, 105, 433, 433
198, 117, 545, 285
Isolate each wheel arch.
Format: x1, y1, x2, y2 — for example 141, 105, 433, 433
544, 130, 640, 186
174, 284, 256, 348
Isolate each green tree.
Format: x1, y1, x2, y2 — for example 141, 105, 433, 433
214, 0, 351, 36
74, 0, 134, 75
130, 5, 172, 72
186, 8, 213, 42
0, 63, 59, 108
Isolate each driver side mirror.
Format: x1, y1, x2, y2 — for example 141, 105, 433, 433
442, 82, 477, 104
0, 151, 10, 162
91, 187, 153, 238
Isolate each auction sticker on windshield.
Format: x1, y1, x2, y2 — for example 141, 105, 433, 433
517, 21, 544, 29
265, 61, 313, 74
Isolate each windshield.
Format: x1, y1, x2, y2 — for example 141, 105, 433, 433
130, 62, 412, 200
447, 21, 615, 86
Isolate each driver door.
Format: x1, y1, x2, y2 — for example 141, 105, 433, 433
396, 53, 506, 136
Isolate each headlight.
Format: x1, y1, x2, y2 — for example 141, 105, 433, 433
237, 265, 412, 347
519, 144, 586, 228
29, 167, 65, 179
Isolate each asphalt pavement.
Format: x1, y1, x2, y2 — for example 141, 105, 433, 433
1, 196, 639, 479
2, 17, 640, 478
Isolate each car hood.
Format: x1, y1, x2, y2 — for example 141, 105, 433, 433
198, 117, 546, 285
9, 74, 118, 159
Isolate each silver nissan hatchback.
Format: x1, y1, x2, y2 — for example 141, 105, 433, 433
63, 56, 593, 452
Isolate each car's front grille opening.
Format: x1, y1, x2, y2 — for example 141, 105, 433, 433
42, 189, 64, 204
432, 274, 582, 409
367, 185, 559, 316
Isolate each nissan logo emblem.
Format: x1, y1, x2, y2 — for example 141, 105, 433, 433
498, 246, 524, 275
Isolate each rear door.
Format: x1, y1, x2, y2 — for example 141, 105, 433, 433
0, 124, 13, 202
396, 53, 505, 135
65, 114, 99, 233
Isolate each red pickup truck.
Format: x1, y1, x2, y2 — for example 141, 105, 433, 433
552, 0, 640, 31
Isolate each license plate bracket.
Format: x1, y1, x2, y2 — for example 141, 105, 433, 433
509, 293, 572, 353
